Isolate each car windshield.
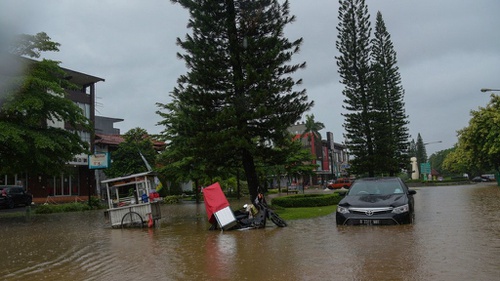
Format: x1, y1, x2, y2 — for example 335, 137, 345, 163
348, 179, 404, 195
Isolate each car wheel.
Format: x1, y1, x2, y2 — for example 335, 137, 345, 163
7, 199, 15, 209
408, 212, 415, 224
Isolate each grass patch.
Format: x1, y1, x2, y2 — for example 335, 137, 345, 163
274, 205, 337, 220
271, 193, 342, 208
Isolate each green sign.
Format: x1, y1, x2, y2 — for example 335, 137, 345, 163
420, 162, 431, 174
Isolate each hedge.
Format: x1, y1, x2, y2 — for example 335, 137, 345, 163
271, 193, 342, 208
34, 202, 94, 214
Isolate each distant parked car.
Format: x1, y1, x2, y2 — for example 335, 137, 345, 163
327, 178, 352, 189
471, 176, 489, 182
336, 177, 416, 226
0, 186, 32, 209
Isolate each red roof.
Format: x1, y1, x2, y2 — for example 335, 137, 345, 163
95, 134, 166, 151
95, 134, 124, 145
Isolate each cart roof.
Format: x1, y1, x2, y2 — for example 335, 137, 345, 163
203, 182, 230, 224
101, 171, 157, 184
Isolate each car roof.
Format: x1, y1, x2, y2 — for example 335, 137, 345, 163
0, 185, 24, 189
354, 177, 401, 182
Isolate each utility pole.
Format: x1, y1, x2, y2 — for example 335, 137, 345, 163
327, 132, 336, 180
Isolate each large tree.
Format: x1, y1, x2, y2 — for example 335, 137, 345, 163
336, 1, 410, 177
336, 0, 375, 176
444, 94, 500, 177
370, 11, 409, 176
104, 128, 158, 178
415, 133, 427, 167
428, 148, 454, 177
0, 32, 92, 175
442, 144, 477, 177
157, 0, 312, 201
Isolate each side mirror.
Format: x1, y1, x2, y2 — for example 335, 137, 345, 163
408, 189, 417, 195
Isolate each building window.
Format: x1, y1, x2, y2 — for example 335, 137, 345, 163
76, 102, 91, 119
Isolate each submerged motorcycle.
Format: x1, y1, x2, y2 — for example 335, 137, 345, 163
203, 183, 287, 231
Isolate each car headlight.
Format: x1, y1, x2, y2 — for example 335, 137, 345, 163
392, 204, 409, 214
337, 205, 350, 214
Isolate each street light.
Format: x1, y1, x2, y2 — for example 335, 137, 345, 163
416, 140, 442, 181
423, 141, 442, 145
480, 88, 500, 92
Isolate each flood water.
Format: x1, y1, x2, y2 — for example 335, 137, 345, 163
1, 183, 500, 281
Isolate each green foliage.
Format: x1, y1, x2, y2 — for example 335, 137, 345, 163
336, 1, 409, 177
34, 202, 92, 214
163, 195, 182, 204
33, 196, 102, 214
429, 148, 454, 176
444, 94, 500, 175
271, 193, 342, 208
443, 145, 476, 175
283, 138, 316, 179
370, 11, 410, 176
104, 127, 157, 178
336, 0, 375, 176
415, 133, 428, 166
0, 32, 92, 175
8, 32, 60, 58
274, 205, 337, 220
157, 0, 312, 202
301, 114, 325, 147
87, 196, 103, 208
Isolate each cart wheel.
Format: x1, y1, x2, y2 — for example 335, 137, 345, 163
121, 211, 144, 228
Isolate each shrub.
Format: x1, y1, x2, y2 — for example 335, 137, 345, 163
271, 193, 342, 208
88, 196, 104, 209
163, 195, 182, 204
34, 202, 92, 214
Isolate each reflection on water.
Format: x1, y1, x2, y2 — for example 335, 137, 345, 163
1, 184, 500, 280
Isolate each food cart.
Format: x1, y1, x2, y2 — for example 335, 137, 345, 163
102, 171, 161, 228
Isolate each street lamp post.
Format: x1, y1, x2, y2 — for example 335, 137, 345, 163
480, 88, 500, 93
424, 141, 442, 146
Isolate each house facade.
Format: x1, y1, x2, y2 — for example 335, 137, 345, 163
288, 122, 349, 186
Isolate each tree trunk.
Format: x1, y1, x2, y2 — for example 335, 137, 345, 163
241, 148, 260, 202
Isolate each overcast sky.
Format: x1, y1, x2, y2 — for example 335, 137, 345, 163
2, 0, 500, 155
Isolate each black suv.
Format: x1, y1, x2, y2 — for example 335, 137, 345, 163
0, 186, 33, 209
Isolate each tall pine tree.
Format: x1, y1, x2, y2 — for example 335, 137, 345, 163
336, 1, 410, 177
157, 0, 311, 201
370, 11, 409, 176
336, 0, 375, 176
416, 133, 428, 167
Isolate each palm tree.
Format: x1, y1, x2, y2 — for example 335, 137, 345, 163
301, 114, 325, 150
300, 114, 325, 186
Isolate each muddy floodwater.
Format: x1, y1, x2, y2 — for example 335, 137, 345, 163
1, 183, 500, 281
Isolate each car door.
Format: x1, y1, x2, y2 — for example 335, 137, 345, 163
9, 187, 23, 205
